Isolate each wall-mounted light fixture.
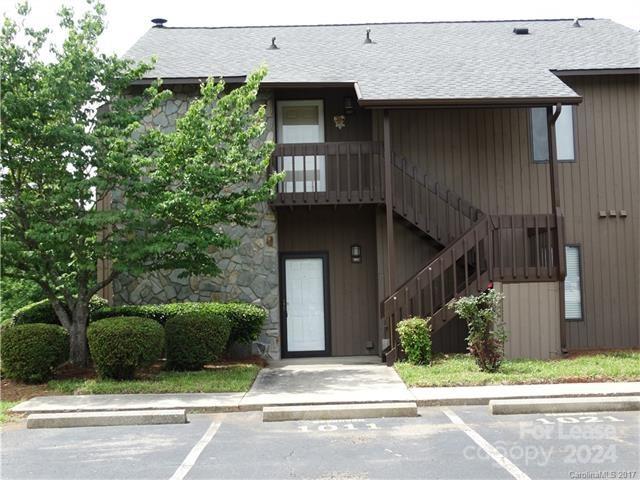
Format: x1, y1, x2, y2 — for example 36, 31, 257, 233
351, 244, 362, 263
343, 96, 355, 115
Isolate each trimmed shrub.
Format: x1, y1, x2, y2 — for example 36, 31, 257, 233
396, 317, 432, 365
12, 296, 109, 326
449, 290, 507, 373
92, 304, 169, 325
87, 317, 164, 380
165, 312, 231, 371
0, 324, 69, 383
94, 302, 265, 347
211, 303, 266, 346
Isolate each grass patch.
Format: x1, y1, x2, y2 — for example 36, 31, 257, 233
0, 401, 18, 424
48, 364, 260, 395
395, 352, 640, 387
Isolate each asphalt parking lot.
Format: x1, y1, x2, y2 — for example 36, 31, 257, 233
2, 406, 638, 479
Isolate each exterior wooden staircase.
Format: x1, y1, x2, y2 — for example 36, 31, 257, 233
383, 153, 563, 365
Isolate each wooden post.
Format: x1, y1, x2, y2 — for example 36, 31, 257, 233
383, 110, 396, 297
547, 103, 567, 353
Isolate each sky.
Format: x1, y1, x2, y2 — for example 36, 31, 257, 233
1, 0, 639, 56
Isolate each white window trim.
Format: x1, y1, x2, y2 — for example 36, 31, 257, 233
276, 99, 325, 144
276, 100, 326, 193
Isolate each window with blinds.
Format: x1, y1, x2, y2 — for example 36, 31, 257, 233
565, 245, 583, 321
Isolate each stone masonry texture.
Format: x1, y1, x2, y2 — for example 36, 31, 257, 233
112, 88, 281, 358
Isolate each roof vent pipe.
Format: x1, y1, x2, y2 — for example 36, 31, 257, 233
513, 27, 529, 35
364, 28, 373, 44
268, 37, 279, 50
572, 18, 581, 27
151, 18, 167, 28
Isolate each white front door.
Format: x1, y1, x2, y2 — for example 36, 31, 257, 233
283, 256, 327, 353
276, 100, 326, 193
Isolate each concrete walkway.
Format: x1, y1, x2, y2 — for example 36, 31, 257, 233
240, 357, 414, 409
10, 355, 640, 414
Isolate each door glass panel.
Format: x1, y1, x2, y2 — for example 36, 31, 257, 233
285, 258, 326, 352
278, 102, 326, 193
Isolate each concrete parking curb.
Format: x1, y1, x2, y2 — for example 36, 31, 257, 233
26, 409, 188, 429
489, 396, 640, 415
262, 402, 418, 422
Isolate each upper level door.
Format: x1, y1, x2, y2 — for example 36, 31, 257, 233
276, 100, 326, 192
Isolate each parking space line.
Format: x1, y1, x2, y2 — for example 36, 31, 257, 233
169, 420, 221, 480
441, 408, 531, 480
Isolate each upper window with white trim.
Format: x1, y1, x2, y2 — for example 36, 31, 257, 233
531, 106, 575, 163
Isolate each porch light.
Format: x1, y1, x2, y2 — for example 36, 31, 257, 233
344, 96, 355, 115
351, 244, 362, 263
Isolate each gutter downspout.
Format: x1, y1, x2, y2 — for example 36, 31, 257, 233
547, 103, 568, 355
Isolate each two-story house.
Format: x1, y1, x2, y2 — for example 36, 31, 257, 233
106, 18, 640, 361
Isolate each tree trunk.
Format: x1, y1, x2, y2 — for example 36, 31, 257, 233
69, 304, 90, 367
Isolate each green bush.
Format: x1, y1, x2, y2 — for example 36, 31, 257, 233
165, 312, 231, 371
449, 290, 507, 373
92, 304, 169, 324
0, 324, 69, 383
11, 296, 109, 326
87, 317, 164, 380
396, 317, 432, 365
94, 302, 265, 347
212, 303, 266, 346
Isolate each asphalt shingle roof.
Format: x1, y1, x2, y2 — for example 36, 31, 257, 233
125, 19, 640, 104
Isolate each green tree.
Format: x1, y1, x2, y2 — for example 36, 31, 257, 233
0, 277, 43, 323
1, 2, 279, 366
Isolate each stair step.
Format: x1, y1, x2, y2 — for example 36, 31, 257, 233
262, 402, 418, 422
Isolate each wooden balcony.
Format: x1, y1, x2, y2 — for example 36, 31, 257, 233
269, 141, 384, 206
489, 213, 564, 282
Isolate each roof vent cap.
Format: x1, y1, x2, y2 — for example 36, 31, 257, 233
572, 18, 581, 27
513, 27, 529, 35
151, 18, 167, 28
268, 37, 279, 50
364, 28, 374, 44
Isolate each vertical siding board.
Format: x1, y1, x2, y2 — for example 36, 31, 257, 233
603, 78, 621, 347
609, 78, 625, 347
627, 77, 640, 346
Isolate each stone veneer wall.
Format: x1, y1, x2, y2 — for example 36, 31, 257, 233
112, 88, 281, 358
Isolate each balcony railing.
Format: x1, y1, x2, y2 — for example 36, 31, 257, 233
269, 141, 384, 206
489, 213, 562, 282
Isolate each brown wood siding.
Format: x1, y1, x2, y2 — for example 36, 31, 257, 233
375, 211, 441, 287
278, 206, 379, 356
374, 74, 639, 350
373, 107, 552, 215
275, 88, 372, 143
560, 75, 640, 349
495, 282, 561, 359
